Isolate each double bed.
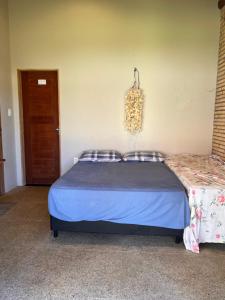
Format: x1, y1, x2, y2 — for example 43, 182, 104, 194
48, 160, 190, 242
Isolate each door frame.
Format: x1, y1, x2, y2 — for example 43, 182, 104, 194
17, 69, 61, 185
0, 110, 5, 195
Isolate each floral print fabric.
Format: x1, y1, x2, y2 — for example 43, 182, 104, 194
165, 154, 225, 253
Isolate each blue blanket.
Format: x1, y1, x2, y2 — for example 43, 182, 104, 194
48, 162, 190, 229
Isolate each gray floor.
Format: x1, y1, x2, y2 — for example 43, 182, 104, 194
0, 187, 225, 300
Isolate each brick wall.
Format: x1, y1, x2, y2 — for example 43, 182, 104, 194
212, 7, 225, 160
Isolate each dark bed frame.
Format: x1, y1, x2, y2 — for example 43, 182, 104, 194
50, 215, 183, 244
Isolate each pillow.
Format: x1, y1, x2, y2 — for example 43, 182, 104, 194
210, 154, 225, 165
123, 151, 165, 162
79, 150, 122, 162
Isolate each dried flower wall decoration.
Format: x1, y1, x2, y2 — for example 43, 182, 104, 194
124, 68, 144, 134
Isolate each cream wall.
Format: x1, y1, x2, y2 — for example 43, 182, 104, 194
8, 0, 219, 184
0, 0, 16, 192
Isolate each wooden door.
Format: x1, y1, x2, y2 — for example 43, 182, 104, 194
0, 112, 5, 194
21, 71, 60, 185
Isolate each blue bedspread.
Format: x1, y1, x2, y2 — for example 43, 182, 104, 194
48, 162, 190, 229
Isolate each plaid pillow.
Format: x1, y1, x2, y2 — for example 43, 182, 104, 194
79, 150, 122, 162
123, 151, 165, 162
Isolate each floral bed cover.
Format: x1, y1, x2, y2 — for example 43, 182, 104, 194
165, 154, 225, 253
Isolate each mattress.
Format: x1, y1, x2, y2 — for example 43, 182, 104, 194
48, 162, 190, 229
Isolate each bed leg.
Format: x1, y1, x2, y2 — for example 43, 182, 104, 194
175, 235, 182, 244
50, 215, 53, 230
53, 230, 58, 238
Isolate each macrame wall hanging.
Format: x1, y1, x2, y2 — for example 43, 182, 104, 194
124, 68, 144, 134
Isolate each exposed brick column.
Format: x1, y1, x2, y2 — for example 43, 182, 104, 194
212, 3, 225, 159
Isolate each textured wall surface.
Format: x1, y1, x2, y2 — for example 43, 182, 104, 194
0, 0, 17, 191
212, 7, 225, 160
8, 0, 219, 184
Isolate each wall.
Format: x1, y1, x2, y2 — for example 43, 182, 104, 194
8, 0, 219, 184
212, 6, 225, 160
0, 0, 17, 192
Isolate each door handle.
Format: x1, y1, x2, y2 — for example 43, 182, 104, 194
0, 158, 6, 163
56, 128, 60, 134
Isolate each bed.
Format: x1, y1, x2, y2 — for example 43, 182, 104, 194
48, 161, 190, 242
165, 154, 225, 253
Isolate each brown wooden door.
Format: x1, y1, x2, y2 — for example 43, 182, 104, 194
21, 71, 60, 185
0, 112, 5, 194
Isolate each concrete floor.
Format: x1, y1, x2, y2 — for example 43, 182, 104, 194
0, 187, 225, 300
